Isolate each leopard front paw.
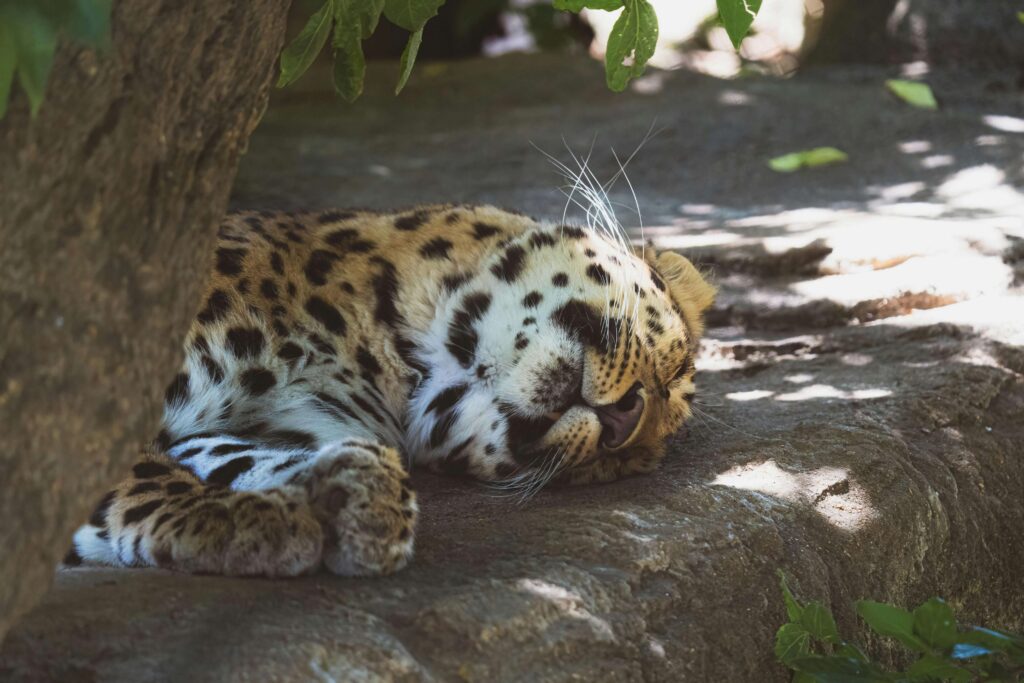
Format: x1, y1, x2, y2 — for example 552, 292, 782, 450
305, 440, 417, 576
151, 487, 323, 578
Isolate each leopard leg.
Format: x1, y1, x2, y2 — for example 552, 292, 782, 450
292, 439, 417, 576
67, 436, 417, 577
67, 453, 323, 577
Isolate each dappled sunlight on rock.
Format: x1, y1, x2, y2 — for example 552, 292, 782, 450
629, 71, 667, 95
711, 461, 878, 531
774, 384, 892, 402
718, 89, 755, 106
898, 140, 933, 154
698, 335, 823, 372
792, 254, 1012, 306
938, 164, 1024, 212
879, 295, 1024, 346
982, 115, 1024, 134
516, 579, 615, 640
921, 154, 954, 169
975, 134, 1006, 147
725, 389, 776, 402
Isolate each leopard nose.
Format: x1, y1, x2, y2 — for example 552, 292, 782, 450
593, 383, 645, 450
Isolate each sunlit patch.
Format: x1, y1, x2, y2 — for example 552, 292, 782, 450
839, 353, 872, 367
647, 637, 667, 658
952, 347, 1003, 369
774, 384, 892, 402
516, 579, 614, 640
643, 230, 744, 250
712, 460, 877, 531
612, 509, 653, 527
938, 164, 1024, 212
784, 373, 815, 384
792, 254, 1011, 306
726, 389, 775, 402
982, 114, 1024, 134
898, 140, 932, 154
719, 90, 754, 106
877, 295, 1024, 346
921, 154, 954, 169
975, 134, 1005, 147
631, 72, 667, 95
872, 181, 926, 201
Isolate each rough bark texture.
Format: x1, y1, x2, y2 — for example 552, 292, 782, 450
0, 1, 290, 643
2, 56, 1022, 680
808, 0, 1024, 68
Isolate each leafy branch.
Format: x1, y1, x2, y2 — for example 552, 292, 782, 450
0, 0, 111, 119
776, 572, 1024, 682
0, 0, 765, 118
279, 0, 764, 100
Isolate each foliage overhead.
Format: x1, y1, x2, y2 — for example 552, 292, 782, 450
776, 571, 1024, 682
0, 0, 111, 119
716, 0, 763, 48
0, 0, 764, 117
280, 0, 764, 101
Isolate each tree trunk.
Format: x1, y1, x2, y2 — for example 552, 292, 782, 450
0, 0, 290, 643
806, 0, 1024, 68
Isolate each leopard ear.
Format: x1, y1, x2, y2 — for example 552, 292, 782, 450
644, 249, 716, 341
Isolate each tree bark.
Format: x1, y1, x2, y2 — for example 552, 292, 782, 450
0, 0, 290, 642
806, 0, 1024, 68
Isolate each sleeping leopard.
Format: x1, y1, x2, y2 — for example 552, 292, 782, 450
65, 204, 715, 577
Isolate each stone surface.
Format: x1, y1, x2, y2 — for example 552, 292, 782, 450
2, 55, 1022, 681
0, 2, 291, 643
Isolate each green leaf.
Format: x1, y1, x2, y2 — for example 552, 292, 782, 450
0, 21, 16, 120
383, 0, 445, 31
716, 0, 763, 49
278, 0, 334, 88
11, 6, 58, 116
856, 601, 929, 654
553, 0, 625, 10
1017, 10, 1024, 23
956, 626, 1024, 656
768, 147, 848, 173
788, 655, 889, 682
334, 0, 385, 39
394, 26, 422, 95
906, 655, 972, 682
835, 643, 868, 662
885, 79, 938, 110
779, 571, 804, 622
912, 598, 957, 651
65, 0, 113, 47
331, 33, 365, 103
604, 0, 658, 92
776, 623, 812, 665
802, 602, 841, 644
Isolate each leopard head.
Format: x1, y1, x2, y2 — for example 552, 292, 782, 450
409, 224, 715, 491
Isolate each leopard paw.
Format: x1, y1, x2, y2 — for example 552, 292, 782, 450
304, 440, 417, 576
151, 487, 323, 578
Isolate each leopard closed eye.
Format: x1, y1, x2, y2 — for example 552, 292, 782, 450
64, 204, 715, 577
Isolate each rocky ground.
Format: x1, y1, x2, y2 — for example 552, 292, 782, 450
2, 54, 1022, 681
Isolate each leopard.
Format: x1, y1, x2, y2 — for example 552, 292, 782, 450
63, 204, 715, 578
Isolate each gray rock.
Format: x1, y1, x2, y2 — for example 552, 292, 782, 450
2, 55, 1022, 681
